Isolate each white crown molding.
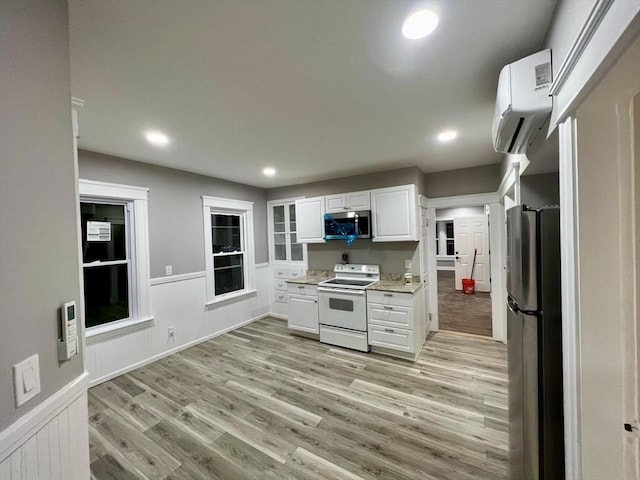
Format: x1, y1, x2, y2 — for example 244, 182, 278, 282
549, 0, 614, 97
426, 192, 499, 209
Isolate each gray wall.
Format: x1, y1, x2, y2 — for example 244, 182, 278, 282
521, 172, 560, 207
266, 166, 423, 200
308, 240, 419, 276
0, 0, 84, 430
78, 151, 268, 277
422, 164, 500, 198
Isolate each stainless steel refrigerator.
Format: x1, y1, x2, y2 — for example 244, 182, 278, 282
507, 205, 564, 479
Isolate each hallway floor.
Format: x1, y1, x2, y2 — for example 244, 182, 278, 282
438, 270, 493, 337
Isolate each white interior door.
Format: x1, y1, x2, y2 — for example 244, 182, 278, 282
454, 215, 490, 292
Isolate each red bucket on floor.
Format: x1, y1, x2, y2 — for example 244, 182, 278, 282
462, 278, 475, 294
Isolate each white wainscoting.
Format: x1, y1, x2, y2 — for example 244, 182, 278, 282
0, 374, 90, 480
86, 264, 271, 386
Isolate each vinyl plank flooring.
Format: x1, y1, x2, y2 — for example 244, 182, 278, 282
438, 270, 493, 336
89, 316, 508, 479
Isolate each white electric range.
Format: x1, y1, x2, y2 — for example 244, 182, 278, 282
317, 264, 379, 352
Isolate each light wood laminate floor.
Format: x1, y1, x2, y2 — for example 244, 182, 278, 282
88, 317, 508, 479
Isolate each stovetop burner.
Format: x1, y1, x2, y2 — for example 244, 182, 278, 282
321, 278, 376, 287
317, 264, 380, 290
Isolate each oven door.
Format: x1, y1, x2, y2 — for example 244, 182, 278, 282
318, 287, 367, 331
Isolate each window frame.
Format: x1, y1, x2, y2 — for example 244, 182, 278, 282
81, 198, 132, 327
202, 196, 255, 305
435, 219, 455, 258
79, 179, 153, 339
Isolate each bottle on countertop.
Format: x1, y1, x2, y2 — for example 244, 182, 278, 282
404, 272, 412, 285
341, 253, 349, 264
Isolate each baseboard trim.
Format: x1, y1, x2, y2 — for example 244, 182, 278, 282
268, 312, 288, 320
89, 312, 271, 388
0, 372, 89, 463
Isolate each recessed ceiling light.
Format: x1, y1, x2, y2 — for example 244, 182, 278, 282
438, 130, 458, 142
402, 10, 439, 40
263, 167, 276, 177
145, 130, 169, 147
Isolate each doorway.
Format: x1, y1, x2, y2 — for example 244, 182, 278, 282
424, 193, 506, 343
435, 207, 492, 336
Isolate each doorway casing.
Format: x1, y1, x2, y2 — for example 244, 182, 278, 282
422, 192, 506, 343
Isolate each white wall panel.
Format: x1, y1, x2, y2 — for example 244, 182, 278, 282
0, 390, 89, 480
86, 265, 271, 385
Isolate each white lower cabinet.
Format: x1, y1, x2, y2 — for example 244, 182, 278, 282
367, 287, 424, 357
271, 265, 305, 317
287, 283, 318, 334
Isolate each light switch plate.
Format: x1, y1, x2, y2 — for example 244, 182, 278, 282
13, 354, 41, 407
405, 259, 412, 269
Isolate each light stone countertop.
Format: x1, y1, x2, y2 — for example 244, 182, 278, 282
285, 270, 333, 285
286, 270, 422, 294
366, 278, 423, 294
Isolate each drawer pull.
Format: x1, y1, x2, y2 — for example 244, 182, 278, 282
277, 272, 283, 276
298, 285, 305, 289
384, 293, 393, 297
292, 273, 298, 277
383, 306, 393, 310
384, 328, 395, 333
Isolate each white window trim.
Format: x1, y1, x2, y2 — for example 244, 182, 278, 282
202, 195, 255, 305
79, 179, 153, 338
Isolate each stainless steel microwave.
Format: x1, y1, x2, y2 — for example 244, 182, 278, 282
324, 210, 371, 240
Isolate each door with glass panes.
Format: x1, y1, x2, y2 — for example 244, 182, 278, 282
271, 202, 305, 263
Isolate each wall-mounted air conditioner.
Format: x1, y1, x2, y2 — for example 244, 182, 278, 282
492, 49, 552, 154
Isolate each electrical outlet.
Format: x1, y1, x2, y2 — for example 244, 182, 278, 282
405, 259, 412, 269
168, 326, 175, 337
165, 265, 173, 276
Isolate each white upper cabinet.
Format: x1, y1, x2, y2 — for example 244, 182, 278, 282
370, 184, 418, 242
325, 190, 371, 213
295, 196, 326, 243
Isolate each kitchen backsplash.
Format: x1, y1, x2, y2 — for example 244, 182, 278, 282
307, 239, 420, 275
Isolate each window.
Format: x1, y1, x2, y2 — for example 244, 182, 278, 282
268, 199, 305, 263
81, 201, 130, 327
202, 196, 255, 304
436, 220, 455, 256
79, 180, 153, 336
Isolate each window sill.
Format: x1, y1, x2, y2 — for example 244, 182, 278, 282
205, 288, 257, 308
86, 316, 154, 344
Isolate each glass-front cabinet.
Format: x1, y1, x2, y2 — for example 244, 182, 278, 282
269, 201, 305, 264
268, 198, 307, 316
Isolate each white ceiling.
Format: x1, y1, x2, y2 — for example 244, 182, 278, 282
69, 0, 558, 188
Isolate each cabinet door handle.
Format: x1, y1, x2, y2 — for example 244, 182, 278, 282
277, 272, 284, 276
292, 272, 298, 277
384, 293, 393, 297
384, 328, 395, 333
384, 306, 393, 310
298, 285, 305, 289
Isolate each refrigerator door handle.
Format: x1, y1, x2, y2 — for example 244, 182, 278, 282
507, 296, 519, 314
